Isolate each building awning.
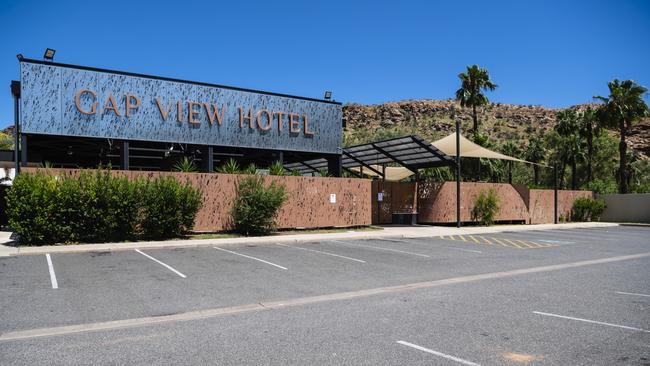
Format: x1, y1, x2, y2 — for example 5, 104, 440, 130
431, 132, 530, 164
284, 135, 454, 176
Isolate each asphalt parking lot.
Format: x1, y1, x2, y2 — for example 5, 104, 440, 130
1, 226, 649, 365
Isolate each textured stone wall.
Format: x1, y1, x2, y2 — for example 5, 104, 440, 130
22, 168, 371, 231
528, 189, 593, 224
417, 182, 529, 223
373, 181, 593, 225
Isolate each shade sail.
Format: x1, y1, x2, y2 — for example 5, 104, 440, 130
431, 132, 530, 163
348, 165, 414, 181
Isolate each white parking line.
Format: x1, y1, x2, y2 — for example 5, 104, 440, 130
533, 311, 650, 333
446, 247, 482, 254
213, 247, 288, 270
45, 254, 58, 289
616, 291, 650, 298
330, 240, 430, 258
276, 243, 366, 263
397, 341, 481, 365
135, 249, 187, 278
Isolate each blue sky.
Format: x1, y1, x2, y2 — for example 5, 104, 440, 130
1, 0, 649, 128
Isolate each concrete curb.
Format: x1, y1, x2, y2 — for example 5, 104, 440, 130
0, 222, 621, 257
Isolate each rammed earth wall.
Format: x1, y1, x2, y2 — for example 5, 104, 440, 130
22, 168, 372, 231
372, 181, 592, 225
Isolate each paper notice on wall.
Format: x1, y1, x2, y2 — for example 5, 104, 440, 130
377, 192, 384, 202
330, 194, 336, 203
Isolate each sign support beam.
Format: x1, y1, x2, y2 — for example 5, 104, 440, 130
120, 141, 129, 170
203, 146, 214, 172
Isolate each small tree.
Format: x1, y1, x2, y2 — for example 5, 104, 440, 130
231, 176, 287, 236
471, 189, 500, 226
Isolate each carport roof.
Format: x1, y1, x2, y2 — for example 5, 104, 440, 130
284, 135, 454, 176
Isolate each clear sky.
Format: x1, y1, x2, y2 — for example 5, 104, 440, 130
1, 0, 649, 128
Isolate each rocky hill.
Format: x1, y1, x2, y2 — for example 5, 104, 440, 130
342, 99, 650, 158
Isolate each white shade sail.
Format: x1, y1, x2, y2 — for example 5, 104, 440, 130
349, 165, 414, 182
431, 132, 530, 164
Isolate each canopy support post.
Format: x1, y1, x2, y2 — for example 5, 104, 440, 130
11, 81, 20, 174
455, 112, 461, 228
554, 164, 558, 224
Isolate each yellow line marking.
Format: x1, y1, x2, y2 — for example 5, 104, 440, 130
490, 237, 510, 247
480, 236, 494, 245
516, 240, 536, 248
448, 235, 456, 241
503, 239, 525, 249
469, 235, 482, 244
458, 235, 467, 242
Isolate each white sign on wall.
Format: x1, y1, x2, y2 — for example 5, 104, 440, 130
329, 194, 336, 203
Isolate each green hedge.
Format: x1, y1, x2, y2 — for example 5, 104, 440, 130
570, 197, 605, 222
5, 170, 202, 245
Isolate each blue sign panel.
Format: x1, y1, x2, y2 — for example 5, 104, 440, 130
20, 61, 342, 154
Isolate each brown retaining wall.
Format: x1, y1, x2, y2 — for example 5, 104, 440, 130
373, 180, 592, 225
22, 168, 372, 231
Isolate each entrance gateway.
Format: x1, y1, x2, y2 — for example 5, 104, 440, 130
12, 58, 343, 174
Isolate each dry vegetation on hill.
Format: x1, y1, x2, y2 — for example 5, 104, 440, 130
342, 99, 650, 158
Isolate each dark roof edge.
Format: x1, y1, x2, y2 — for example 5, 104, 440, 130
18, 58, 342, 106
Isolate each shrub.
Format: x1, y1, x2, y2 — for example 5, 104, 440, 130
471, 189, 500, 226
243, 163, 257, 175
6, 172, 61, 244
5, 170, 202, 245
54, 170, 140, 243
316, 169, 331, 177
139, 176, 202, 239
570, 197, 605, 222
268, 161, 285, 176
216, 158, 241, 174
173, 157, 198, 172
231, 175, 287, 236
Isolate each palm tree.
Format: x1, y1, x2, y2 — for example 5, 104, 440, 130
455, 65, 498, 133
594, 79, 648, 193
553, 110, 580, 188
563, 134, 586, 190
524, 135, 545, 186
501, 141, 521, 184
578, 108, 600, 184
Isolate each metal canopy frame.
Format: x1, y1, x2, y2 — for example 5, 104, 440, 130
284, 135, 454, 176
